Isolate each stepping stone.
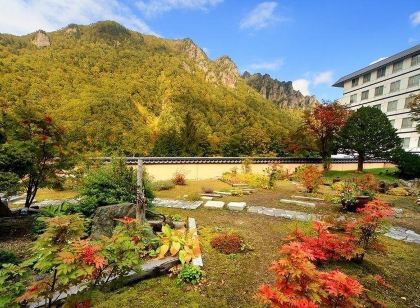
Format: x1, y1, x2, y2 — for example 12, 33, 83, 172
204, 201, 225, 209
227, 202, 246, 211
214, 191, 232, 196
201, 193, 222, 198
243, 188, 257, 193
292, 195, 324, 201
201, 196, 213, 200
279, 199, 316, 208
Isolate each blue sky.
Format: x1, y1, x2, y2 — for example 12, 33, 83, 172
1, 0, 419, 101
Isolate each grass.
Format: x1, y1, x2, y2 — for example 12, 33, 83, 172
324, 167, 399, 183
35, 188, 78, 201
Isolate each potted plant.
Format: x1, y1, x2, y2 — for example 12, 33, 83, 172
340, 181, 359, 212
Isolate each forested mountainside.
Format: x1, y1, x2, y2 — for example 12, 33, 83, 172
0, 21, 316, 157
242, 72, 319, 108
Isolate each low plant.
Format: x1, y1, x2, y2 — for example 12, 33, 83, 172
353, 173, 378, 194
210, 233, 246, 254
0, 250, 19, 266
340, 181, 359, 211
264, 164, 284, 189
156, 225, 201, 264
152, 180, 175, 191
201, 187, 214, 194
387, 187, 409, 196
295, 165, 323, 193
172, 172, 186, 186
0, 263, 29, 307
176, 264, 205, 285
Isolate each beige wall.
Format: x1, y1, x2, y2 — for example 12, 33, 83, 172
136, 162, 393, 181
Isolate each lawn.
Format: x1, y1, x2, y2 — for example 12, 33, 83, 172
324, 167, 399, 183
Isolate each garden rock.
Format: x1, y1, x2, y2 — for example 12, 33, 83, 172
204, 201, 225, 209
153, 198, 202, 209
91, 203, 135, 238
292, 195, 324, 201
385, 227, 420, 244
227, 202, 246, 211
247, 206, 317, 221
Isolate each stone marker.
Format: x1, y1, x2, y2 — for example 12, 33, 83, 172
279, 199, 316, 208
227, 202, 246, 211
214, 191, 232, 196
204, 201, 225, 209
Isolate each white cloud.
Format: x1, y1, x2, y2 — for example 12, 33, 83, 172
313, 70, 333, 85
0, 0, 157, 36
247, 58, 284, 71
136, 0, 222, 17
369, 57, 387, 65
292, 79, 310, 96
240, 1, 279, 30
410, 11, 420, 26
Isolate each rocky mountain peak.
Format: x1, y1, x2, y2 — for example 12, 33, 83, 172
215, 56, 239, 88
242, 71, 318, 108
32, 30, 50, 48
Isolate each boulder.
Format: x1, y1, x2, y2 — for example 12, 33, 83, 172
91, 203, 135, 239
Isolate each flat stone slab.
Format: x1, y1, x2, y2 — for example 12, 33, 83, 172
292, 195, 324, 201
232, 183, 249, 187
385, 227, 420, 244
279, 199, 316, 208
248, 206, 317, 221
153, 198, 202, 210
214, 191, 232, 196
201, 193, 222, 198
227, 202, 246, 211
204, 201, 225, 209
201, 196, 213, 200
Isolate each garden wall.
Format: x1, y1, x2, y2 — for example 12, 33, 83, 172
97, 157, 393, 181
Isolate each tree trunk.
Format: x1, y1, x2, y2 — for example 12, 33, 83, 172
136, 158, 146, 223
0, 197, 12, 217
357, 153, 364, 172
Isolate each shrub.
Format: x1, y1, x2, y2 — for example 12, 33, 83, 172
0, 250, 18, 266
392, 148, 420, 179
152, 180, 175, 191
353, 173, 378, 194
331, 181, 345, 191
387, 187, 409, 196
210, 233, 245, 254
201, 186, 214, 194
264, 164, 284, 189
295, 165, 323, 192
172, 172, 186, 185
176, 264, 205, 285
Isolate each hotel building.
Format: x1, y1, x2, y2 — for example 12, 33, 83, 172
333, 44, 420, 153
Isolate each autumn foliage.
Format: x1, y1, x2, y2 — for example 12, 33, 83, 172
259, 199, 394, 307
295, 165, 323, 193
210, 233, 245, 254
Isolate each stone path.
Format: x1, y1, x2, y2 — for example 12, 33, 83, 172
153, 198, 202, 210
385, 227, 420, 244
279, 199, 316, 208
248, 206, 319, 221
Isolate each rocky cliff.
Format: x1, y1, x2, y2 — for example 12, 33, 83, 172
242, 72, 318, 108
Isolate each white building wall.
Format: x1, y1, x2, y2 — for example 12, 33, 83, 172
339, 53, 419, 153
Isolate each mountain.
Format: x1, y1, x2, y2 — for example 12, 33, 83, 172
242, 72, 318, 108
0, 21, 314, 157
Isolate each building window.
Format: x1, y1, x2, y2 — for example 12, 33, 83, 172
411, 54, 420, 66
392, 61, 403, 73
362, 73, 371, 83
402, 137, 410, 149
373, 104, 381, 110
401, 117, 413, 129
377, 66, 386, 78
405, 96, 415, 109
374, 85, 384, 96
389, 80, 400, 93
387, 100, 398, 112
349, 94, 357, 104
351, 78, 359, 87
389, 119, 395, 128
408, 74, 420, 88
361, 90, 369, 100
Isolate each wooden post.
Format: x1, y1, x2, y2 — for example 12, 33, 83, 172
136, 158, 145, 222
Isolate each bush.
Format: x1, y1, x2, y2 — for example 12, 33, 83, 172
172, 172, 186, 185
387, 187, 409, 196
0, 250, 18, 266
331, 181, 345, 191
210, 233, 245, 254
392, 149, 420, 179
176, 264, 205, 285
152, 180, 175, 191
295, 165, 323, 192
353, 173, 378, 194
201, 186, 214, 194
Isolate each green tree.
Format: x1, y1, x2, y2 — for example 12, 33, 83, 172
409, 94, 420, 132
338, 107, 401, 172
